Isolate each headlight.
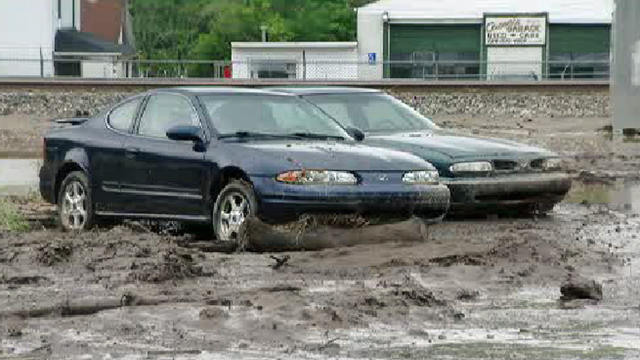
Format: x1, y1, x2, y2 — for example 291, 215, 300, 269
542, 158, 563, 171
449, 161, 493, 173
276, 170, 358, 185
402, 170, 440, 184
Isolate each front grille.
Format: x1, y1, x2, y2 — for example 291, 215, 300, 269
529, 159, 545, 170
493, 160, 519, 172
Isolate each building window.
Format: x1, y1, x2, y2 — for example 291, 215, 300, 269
59, 0, 76, 29
548, 24, 610, 79
250, 60, 297, 79
387, 25, 482, 79
55, 60, 81, 77
389, 51, 480, 80
548, 53, 609, 79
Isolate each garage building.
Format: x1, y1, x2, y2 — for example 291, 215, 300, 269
357, 0, 613, 80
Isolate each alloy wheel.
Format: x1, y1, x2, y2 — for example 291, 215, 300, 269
217, 191, 250, 241
60, 180, 88, 230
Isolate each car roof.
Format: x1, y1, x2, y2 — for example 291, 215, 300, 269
264, 87, 383, 96
149, 87, 297, 97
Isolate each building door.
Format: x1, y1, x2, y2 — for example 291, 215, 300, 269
486, 47, 543, 80
484, 15, 547, 81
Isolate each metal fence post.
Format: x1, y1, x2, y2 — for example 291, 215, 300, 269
40, 47, 44, 77
302, 50, 307, 81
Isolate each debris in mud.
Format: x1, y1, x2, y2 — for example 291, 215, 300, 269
394, 288, 447, 307
35, 242, 72, 266
429, 254, 485, 267
560, 276, 603, 302
577, 170, 615, 185
456, 289, 480, 301
270, 255, 290, 270
362, 296, 386, 308
5, 319, 24, 338
0, 275, 50, 286
305, 337, 342, 354
205, 297, 254, 308
261, 284, 301, 293
123, 220, 183, 236
127, 247, 207, 283
0, 291, 198, 320
7, 327, 23, 337
199, 307, 229, 320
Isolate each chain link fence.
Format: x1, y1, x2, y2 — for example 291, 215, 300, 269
0, 56, 611, 81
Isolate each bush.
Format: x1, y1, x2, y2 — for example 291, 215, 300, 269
0, 198, 29, 232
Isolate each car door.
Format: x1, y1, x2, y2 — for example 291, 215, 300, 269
120, 93, 209, 217
91, 96, 143, 213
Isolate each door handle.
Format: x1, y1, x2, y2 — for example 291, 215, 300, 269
124, 147, 140, 159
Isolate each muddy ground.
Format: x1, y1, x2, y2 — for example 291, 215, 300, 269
1, 114, 640, 359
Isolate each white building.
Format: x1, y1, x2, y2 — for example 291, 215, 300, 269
357, 0, 613, 80
0, 0, 134, 78
0, 0, 57, 77
231, 42, 359, 80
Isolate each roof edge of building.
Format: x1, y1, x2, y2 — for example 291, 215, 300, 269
231, 42, 358, 49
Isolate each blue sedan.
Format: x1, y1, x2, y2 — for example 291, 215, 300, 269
39, 88, 450, 242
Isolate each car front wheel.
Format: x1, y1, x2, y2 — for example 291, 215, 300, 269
58, 171, 94, 231
212, 180, 257, 244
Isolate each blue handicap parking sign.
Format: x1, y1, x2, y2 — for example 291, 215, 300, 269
368, 53, 377, 65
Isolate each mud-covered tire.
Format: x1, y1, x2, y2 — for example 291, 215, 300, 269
57, 171, 94, 231
418, 214, 446, 225
212, 180, 258, 247
534, 202, 556, 215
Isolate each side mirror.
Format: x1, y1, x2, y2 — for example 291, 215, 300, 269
346, 127, 365, 142
166, 125, 203, 143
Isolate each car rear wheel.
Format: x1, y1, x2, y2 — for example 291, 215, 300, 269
58, 171, 94, 231
212, 180, 257, 244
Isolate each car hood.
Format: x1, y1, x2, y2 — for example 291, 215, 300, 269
365, 130, 555, 162
217, 140, 433, 174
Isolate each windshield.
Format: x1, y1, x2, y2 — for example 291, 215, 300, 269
305, 93, 438, 133
199, 94, 350, 139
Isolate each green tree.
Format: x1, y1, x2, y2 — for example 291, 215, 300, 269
130, 0, 376, 67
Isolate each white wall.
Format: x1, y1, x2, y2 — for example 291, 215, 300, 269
357, 9, 384, 80
232, 46, 358, 80
0, 0, 55, 76
81, 57, 127, 78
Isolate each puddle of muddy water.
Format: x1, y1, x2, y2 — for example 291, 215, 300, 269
0, 159, 40, 196
567, 180, 640, 213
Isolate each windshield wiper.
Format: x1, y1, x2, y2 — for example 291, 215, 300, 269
218, 131, 295, 140
289, 132, 345, 140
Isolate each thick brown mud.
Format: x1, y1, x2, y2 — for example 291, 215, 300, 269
1, 199, 639, 359
2, 115, 640, 358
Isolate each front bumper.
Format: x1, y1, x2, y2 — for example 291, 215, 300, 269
251, 176, 451, 223
442, 172, 572, 212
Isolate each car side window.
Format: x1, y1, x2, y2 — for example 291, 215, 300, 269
138, 94, 201, 139
108, 98, 142, 132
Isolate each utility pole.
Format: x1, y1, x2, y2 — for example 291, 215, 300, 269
612, 0, 640, 133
